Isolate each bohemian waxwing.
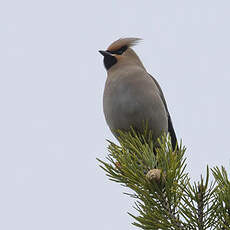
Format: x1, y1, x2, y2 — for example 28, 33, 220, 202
99, 38, 177, 150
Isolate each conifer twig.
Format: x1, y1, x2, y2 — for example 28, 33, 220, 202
197, 183, 204, 230
161, 194, 185, 230
98, 129, 230, 229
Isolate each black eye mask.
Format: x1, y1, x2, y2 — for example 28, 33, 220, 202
108, 45, 128, 55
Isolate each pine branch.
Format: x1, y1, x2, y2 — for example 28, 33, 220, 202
98, 129, 230, 229
197, 183, 205, 229
212, 167, 230, 229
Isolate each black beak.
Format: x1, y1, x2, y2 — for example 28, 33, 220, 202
99, 50, 112, 57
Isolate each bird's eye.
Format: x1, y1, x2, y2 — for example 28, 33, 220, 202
110, 45, 128, 55
116, 50, 123, 55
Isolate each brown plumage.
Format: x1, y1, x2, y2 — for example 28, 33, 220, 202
107, 37, 142, 51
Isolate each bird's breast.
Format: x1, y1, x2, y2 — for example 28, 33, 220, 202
104, 74, 142, 118
103, 70, 168, 138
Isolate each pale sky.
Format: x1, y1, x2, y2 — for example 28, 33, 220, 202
1, 1, 230, 229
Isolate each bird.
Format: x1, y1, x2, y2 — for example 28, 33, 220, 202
99, 37, 177, 150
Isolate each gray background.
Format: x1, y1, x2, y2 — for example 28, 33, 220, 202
1, 0, 230, 229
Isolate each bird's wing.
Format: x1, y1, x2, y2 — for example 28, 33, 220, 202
148, 74, 177, 150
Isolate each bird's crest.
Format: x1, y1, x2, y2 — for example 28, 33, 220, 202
107, 37, 142, 51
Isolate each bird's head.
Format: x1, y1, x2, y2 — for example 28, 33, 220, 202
99, 37, 145, 71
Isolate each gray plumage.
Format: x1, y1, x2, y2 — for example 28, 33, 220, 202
99, 38, 177, 149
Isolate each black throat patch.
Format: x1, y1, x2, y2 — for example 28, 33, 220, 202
103, 55, 117, 70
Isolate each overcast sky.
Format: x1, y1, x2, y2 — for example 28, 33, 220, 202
1, 1, 230, 229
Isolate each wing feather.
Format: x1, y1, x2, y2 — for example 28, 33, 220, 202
148, 74, 177, 150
